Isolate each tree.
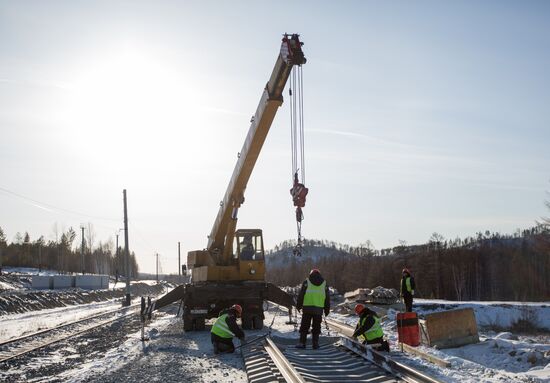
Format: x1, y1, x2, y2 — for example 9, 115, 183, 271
14, 232, 23, 244
0, 226, 6, 247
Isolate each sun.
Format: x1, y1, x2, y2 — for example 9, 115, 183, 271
56, 45, 203, 162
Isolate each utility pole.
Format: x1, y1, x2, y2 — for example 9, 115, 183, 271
81, 226, 85, 274
123, 189, 131, 306
156, 253, 159, 284
178, 242, 181, 277
38, 243, 42, 273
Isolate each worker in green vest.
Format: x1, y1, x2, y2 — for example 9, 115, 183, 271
400, 268, 415, 312
211, 304, 245, 354
352, 304, 390, 352
296, 268, 330, 349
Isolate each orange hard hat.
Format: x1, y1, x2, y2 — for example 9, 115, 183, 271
231, 304, 243, 317
354, 304, 365, 315
310, 268, 320, 275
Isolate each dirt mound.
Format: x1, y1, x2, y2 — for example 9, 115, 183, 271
0, 283, 171, 315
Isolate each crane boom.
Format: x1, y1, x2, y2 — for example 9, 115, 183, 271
207, 34, 306, 259
148, 35, 307, 329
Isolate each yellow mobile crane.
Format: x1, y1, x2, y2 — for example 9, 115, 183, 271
149, 34, 306, 331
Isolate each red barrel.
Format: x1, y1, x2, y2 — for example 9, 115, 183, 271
396, 312, 420, 346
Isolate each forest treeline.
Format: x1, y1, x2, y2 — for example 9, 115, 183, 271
266, 225, 550, 302
0, 226, 139, 277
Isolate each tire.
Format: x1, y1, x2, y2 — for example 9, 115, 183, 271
183, 315, 193, 331
242, 315, 253, 330
194, 317, 206, 331
253, 316, 264, 330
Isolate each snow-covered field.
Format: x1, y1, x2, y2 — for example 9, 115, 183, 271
331, 299, 550, 383
1, 272, 549, 383
415, 299, 550, 331
0, 298, 130, 342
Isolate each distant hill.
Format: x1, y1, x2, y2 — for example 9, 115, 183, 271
265, 226, 550, 302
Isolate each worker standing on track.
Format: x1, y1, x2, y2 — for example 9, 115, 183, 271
211, 304, 245, 354
296, 268, 330, 350
352, 304, 390, 352
400, 268, 415, 312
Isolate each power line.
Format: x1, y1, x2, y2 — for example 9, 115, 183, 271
0, 186, 119, 222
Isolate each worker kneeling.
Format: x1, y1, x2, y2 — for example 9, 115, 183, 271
211, 304, 245, 354
352, 304, 390, 352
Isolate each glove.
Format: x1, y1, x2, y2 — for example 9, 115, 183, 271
324, 308, 330, 316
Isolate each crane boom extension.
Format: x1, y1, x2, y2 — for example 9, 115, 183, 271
207, 34, 306, 260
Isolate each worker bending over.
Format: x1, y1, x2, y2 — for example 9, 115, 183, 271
211, 304, 245, 354
352, 304, 390, 352
296, 268, 330, 349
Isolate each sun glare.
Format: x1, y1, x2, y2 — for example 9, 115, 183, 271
58, 46, 203, 162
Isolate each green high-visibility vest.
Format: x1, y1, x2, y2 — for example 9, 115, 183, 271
211, 313, 234, 339
401, 276, 413, 294
358, 315, 384, 342
303, 279, 326, 308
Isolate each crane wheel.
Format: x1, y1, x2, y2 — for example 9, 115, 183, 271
183, 314, 193, 331
194, 317, 206, 331
242, 315, 253, 330
253, 316, 264, 330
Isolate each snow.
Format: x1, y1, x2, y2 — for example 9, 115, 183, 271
0, 280, 15, 290
414, 299, 550, 331
62, 312, 247, 382
0, 298, 127, 342
1, 266, 68, 277
1, 286, 549, 382
330, 301, 550, 383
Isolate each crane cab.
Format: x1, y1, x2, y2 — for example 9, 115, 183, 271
235, 229, 265, 279
234, 229, 264, 261
187, 229, 266, 282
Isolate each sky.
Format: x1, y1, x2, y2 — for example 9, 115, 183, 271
1, 1, 549, 273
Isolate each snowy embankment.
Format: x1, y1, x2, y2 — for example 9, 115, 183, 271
415, 299, 550, 331
0, 267, 172, 316
331, 299, 550, 383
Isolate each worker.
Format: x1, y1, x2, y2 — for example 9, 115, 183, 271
352, 304, 390, 352
400, 268, 415, 312
211, 304, 245, 354
240, 235, 255, 260
296, 268, 330, 349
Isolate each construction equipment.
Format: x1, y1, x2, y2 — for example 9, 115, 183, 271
148, 34, 306, 331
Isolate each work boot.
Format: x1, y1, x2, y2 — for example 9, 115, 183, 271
312, 333, 320, 350
296, 333, 307, 349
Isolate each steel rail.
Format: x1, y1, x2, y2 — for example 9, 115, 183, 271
264, 337, 306, 383
325, 318, 444, 383
0, 304, 141, 364
0, 302, 141, 348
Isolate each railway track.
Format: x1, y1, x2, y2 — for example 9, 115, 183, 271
243, 308, 443, 383
0, 302, 141, 364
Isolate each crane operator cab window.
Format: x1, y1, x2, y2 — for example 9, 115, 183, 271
236, 232, 264, 261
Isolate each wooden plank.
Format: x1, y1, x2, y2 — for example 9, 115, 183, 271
422, 308, 479, 349
400, 343, 452, 368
